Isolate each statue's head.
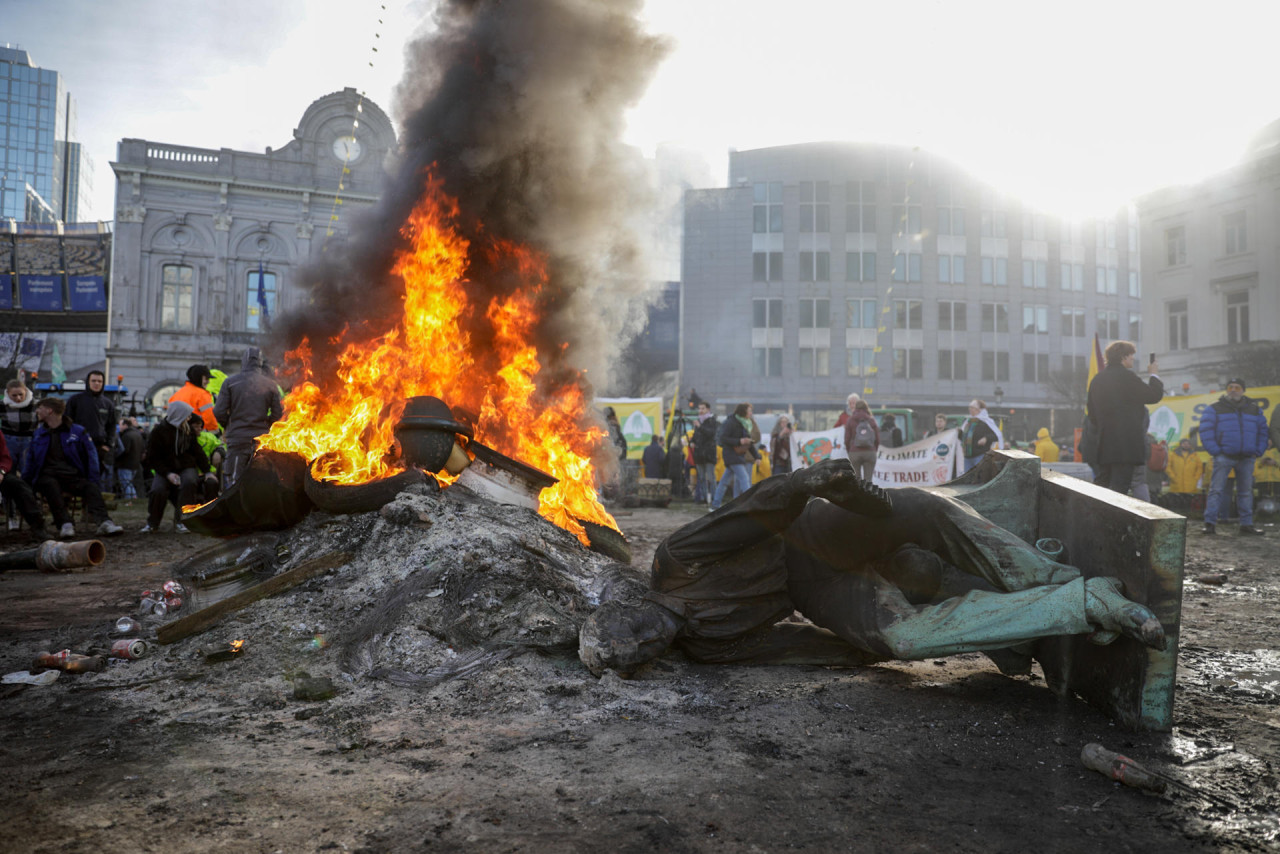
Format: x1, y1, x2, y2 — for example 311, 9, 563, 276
579, 599, 682, 677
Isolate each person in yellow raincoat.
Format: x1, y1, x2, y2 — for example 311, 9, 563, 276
1166, 438, 1204, 494
1032, 427, 1060, 463
1254, 439, 1280, 497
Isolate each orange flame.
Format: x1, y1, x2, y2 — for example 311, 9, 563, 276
258, 174, 617, 544
229, 639, 246, 652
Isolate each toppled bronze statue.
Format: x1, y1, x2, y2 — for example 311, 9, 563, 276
580, 459, 1165, 675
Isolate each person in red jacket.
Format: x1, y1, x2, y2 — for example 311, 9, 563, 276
843, 399, 879, 482
0, 431, 48, 539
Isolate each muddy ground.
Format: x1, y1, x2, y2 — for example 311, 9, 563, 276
0, 493, 1277, 854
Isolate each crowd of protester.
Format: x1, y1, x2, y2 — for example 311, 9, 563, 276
0, 347, 282, 539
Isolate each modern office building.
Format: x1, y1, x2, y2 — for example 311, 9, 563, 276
1135, 119, 1280, 394
680, 142, 1144, 441
106, 88, 395, 410
0, 46, 93, 223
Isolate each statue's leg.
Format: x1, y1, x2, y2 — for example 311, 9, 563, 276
679, 623, 887, 667
886, 488, 1081, 592
661, 474, 810, 567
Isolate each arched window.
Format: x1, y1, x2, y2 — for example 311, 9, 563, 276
247, 268, 277, 331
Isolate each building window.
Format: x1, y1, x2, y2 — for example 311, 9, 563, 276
1095, 266, 1117, 295
799, 251, 830, 281
753, 252, 783, 282
892, 204, 922, 235
845, 251, 876, 281
847, 347, 875, 377
1165, 225, 1186, 266
799, 298, 830, 329
1021, 259, 1047, 288
981, 302, 1009, 333
980, 208, 1006, 238
936, 183, 965, 236
938, 349, 967, 380
892, 252, 922, 282
752, 297, 782, 377
845, 181, 876, 233
938, 254, 966, 284
799, 181, 830, 233
1022, 304, 1048, 335
1022, 352, 1050, 383
246, 269, 277, 331
1095, 218, 1117, 249
1059, 262, 1083, 291
847, 297, 877, 329
753, 181, 783, 234
1021, 212, 1046, 241
1060, 219, 1084, 246
981, 351, 1009, 382
1224, 210, 1247, 254
1060, 306, 1085, 337
1128, 216, 1139, 253
981, 256, 1008, 286
1097, 309, 1119, 340
1167, 299, 1188, 351
893, 348, 923, 379
1128, 311, 1141, 342
1226, 290, 1250, 344
1062, 354, 1088, 375
938, 300, 967, 331
799, 348, 830, 377
161, 264, 194, 330
1128, 271, 1140, 298
894, 298, 922, 330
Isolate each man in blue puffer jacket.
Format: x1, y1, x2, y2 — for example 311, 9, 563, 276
1199, 378, 1269, 536
23, 397, 124, 538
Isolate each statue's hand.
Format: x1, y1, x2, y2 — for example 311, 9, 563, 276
789, 459, 893, 518
579, 599, 682, 677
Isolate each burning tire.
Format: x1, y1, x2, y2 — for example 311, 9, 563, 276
580, 519, 632, 564
304, 465, 430, 515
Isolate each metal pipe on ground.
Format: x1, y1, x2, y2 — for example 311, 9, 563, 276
0, 540, 107, 573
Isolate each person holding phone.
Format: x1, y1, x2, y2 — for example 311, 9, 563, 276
1086, 341, 1163, 494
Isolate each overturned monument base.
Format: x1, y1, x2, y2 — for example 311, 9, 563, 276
944, 450, 1185, 731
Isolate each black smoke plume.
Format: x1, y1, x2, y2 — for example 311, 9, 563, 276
275, 0, 670, 404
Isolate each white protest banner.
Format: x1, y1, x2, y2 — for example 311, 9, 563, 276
870, 430, 961, 488
790, 426, 847, 469
790, 426, 961, 488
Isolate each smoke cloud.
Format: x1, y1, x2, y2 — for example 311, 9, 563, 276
276, 0, 671, 400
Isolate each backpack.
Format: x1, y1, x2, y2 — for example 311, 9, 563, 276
852, 418, 876, 449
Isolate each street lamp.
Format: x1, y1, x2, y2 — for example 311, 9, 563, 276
993, 385, 1004, 406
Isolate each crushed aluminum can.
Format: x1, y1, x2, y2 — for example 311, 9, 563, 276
163, 595, 183, 612
111, 639, 148, 660
162, 580, 185, 597
33, 649, 71, 669
114, 616, 141, 635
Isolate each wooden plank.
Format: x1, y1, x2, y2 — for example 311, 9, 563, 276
157, 551, 353, 645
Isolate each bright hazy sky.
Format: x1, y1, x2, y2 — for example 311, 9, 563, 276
6, 0, 1279, 222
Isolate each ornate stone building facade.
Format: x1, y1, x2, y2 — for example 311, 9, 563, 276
107, 89, 395, 409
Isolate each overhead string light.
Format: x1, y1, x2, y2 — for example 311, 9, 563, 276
322, 3, 387, 250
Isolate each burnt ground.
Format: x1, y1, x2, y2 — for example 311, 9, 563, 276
0, 493, 1277, 853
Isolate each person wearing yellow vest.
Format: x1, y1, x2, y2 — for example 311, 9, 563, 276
169, 365, 219, 433
1166, 438, 1204, 494
1032, 428, 1060, 463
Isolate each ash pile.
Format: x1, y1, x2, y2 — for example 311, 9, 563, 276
87, 449, 646, 710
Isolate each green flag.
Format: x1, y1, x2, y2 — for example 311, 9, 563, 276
50, 344, 65, 385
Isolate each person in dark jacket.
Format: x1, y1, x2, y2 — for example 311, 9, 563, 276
690, 403, 718, 505
141, 401, 219, 533
770, 415, 794, 475
1199, 378, 1268, 536
844, 400, 880, 481
880, 413, 904, 449
2, 379, 38, 530
212, 347, 283, 487
641, 434, 666, 479
65, 370, 117, 477
0, 430, 49, 539
1085, 341, 1163, 494
712, 403, 757, 510
23, 397, 123, 538
115, 418, 145, 499
960, 399, 1000, 473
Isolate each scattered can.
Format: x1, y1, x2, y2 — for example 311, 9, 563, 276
114, 616, 141, 635
111, 639, 148, 660
162, 580, 185, 597
163, 595, 183, 612
33, 649, 71, 669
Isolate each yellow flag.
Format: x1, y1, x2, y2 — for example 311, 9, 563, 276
1085, 333, 1104, 413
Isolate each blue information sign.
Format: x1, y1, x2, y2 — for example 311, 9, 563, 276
68, 275, 106, 311
18, 275, 63, 311
0, 275, 12, 310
